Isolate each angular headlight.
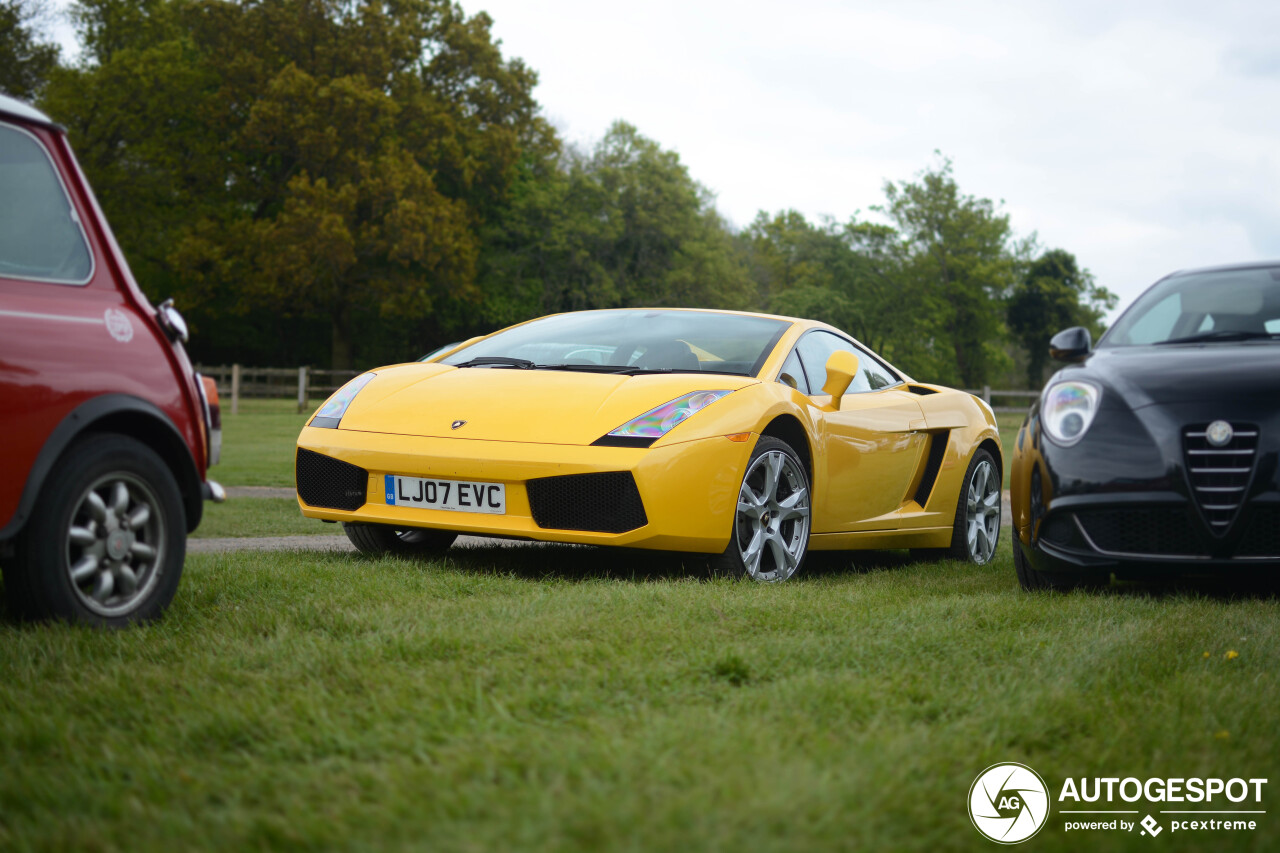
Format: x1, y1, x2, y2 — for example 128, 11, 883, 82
606, 390, 733, 441
1042, 381, 1101, 446
310, 372, 376, 429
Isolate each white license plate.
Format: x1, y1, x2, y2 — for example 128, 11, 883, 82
384, 475, 505, 514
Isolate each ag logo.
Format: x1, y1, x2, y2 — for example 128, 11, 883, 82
969, 762, 1050, 844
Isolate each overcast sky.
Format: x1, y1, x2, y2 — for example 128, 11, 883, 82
47, 0, 1280, 314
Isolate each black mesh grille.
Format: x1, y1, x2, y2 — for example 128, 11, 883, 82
1184, 423, 1259, 535
1077, 508, 1205, 556
1236, 507, 1280, 558
296, 448, 368, 511
526, 472, 647, 533
1039, 513, 1086, 549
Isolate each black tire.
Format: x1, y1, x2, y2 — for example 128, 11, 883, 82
5, 434, 186, 626
342, 523, 457, 556
911, 447, 1001, 565
1013, 532, 1108, 591
709, 436, 811, 582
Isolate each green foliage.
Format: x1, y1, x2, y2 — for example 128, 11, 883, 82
475, 122, 754, 330
35, 4, 1106, 381
1008, 248, 1119, 386
746, 211, 914, 362
44, 0, 541, 369
877, 155, 1021, 387
0, 0, 59, 100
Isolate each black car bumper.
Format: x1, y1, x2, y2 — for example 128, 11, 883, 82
1014, 396, 1280, 579
1021, 493, 1280, 579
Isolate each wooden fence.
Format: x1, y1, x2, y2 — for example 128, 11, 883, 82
196, 365, 360, 414
197, 364, 1041, 415
963, 387, 1040, 413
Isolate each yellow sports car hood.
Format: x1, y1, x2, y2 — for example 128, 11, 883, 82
334, 363, 760, 446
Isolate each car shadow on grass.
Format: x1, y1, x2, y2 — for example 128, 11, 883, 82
1101, 575, 1280, 601
371, 542, 920, 584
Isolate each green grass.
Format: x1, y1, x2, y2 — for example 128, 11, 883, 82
194, 498, 330, 538
215, 398, 311, 487
1, 543, 1276, 851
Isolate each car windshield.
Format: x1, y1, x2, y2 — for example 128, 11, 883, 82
441, 310, 790, 376
1101, 266, 1280, 347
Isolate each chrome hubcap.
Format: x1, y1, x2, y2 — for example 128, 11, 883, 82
734, 450, 811, 582
966, 459, 1000, 564
65, 474, 165, 616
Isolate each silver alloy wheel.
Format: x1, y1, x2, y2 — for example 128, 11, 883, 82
65, 472, 165, 617
734, 449, 811, 582
966, 458, 1001, 564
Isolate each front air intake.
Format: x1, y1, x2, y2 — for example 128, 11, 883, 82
1236, 507, 1280, 558
526, 472, 648, 533
1076, 508, 1205, 557
296, 448, 368, 511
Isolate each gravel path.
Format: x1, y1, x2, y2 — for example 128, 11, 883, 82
224, 486, 296, 499
188, 534, 529, 553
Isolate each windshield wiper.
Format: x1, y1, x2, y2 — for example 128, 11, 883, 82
454, 356, 536, 369
1156, 330, 1279, 345
612, 366, 747, 376
453, 359, 744, 376
533, 363, 633, 373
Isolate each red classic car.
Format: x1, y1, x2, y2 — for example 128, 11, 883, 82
0, 93, 222, 626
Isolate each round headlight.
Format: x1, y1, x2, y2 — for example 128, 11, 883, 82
1042, 381, 1101, 446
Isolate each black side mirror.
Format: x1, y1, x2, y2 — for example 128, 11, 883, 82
1049, 326, 1091, 363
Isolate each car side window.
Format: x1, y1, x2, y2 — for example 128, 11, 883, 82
0, 123, 93, 285
777, 349, 810, 394
792, 331, 901, 396
851, 343, 900, 390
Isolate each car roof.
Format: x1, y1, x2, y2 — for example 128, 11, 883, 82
1164, 260, 1280, 278
540, 306, 816, 326
0, 93, 57, 128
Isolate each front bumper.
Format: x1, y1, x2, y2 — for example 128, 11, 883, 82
295, 426, 754, 552
1012, 397, 1280, 578
1020, 493, 1280, 579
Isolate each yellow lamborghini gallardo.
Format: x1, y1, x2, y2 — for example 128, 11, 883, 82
296, 309, 1002, 581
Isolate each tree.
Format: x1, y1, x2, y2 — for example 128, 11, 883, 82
0, 0, 60, 99
43, 0, 543, 369
473, 121, 753, 332
877, 156, 1021, 387
1008, 248, 1117, 386
744, 210, 921, 361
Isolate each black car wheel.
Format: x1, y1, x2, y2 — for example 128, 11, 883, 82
711, 436, 812, 583
914, 448, 1001, 564
5, 434, 186, 626
342, 523, 457, 556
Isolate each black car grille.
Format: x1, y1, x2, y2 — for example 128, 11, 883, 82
1076, 508, 1205, 557
1236, 507, 1280, 558
1183, 423, 1259, 534
296, 448, 368, 511
526, 472, 648, 533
